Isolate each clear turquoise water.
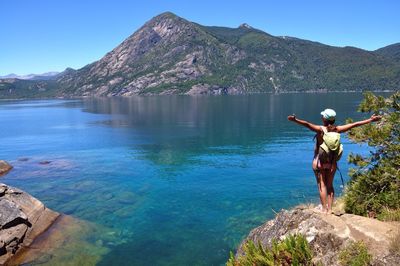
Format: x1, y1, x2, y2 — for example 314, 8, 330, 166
0, 93, 373, 265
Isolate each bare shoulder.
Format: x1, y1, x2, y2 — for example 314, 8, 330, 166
310, 125, 324, 133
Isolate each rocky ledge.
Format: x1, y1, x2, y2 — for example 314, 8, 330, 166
0, 161, 12, 177
0, 183, 59, 265
237, 206, 400, 265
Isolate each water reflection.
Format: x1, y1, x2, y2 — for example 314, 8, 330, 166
80, 93, 367, 167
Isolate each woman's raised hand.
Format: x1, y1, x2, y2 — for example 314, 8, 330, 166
287, 115, 296, 121
370, 114, 382, 122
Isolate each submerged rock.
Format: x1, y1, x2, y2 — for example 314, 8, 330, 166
0, 183, 59, 265
11, 215, 110, 266
0, 161, 12, 176
236, 206, 400, 265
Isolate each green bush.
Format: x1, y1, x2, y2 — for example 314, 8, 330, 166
339, 241, 372, 266
227, 234, 313, 266
344, 92, 400, 218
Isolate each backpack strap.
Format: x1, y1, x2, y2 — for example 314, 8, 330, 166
337, 165, 345, 188
321, 126, 328, 134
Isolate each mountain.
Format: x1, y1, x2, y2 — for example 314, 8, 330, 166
57, 12, 252, 96
0, 71, 60, 80
375, 43, 400, 63
0, 73, 20, 79
56, 12, 400, 96
0, 78, 58, 98
1, 12, 400, 98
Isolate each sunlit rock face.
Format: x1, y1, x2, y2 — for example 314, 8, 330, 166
0, 181, 59, 264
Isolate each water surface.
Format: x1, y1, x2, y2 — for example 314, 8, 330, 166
0, 93, 373, 265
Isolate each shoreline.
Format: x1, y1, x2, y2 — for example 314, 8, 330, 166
0, 89, 396, 101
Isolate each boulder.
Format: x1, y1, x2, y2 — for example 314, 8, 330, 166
0, 183, 59, 265
236, 206, 400, 265
0, 161, 12, 177
0, 199, 28, 228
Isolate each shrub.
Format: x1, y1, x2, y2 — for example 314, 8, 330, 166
339, 241, 372, 266
344, 92, 400, 218
227, 234, 313, 266
377, 208, 400, 222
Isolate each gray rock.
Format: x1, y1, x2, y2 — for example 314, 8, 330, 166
0, 185, 7, 197
236, 206, 400, 266
0, 223, 29, 254
0, 161, 12, 176
0, 183, 59, 264
0, 199, 27, 229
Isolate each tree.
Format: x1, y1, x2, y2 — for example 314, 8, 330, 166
344, 92, 400, 218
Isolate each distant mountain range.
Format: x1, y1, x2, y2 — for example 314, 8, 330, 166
1, 12, 399, 98
0, 72, 60, 80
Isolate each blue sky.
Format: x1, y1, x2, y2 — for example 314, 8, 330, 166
1, 0, 399, 75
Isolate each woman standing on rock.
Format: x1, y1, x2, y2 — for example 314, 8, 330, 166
287, 109, 381, 214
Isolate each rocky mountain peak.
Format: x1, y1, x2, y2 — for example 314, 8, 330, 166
152, 11, 179, 20
239, 23, 253, 29
56, 11, 207, 96
145, 11, 188, 28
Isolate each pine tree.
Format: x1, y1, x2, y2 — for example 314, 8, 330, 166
344, 92, 400, 218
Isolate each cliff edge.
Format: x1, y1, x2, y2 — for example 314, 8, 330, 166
236, 206, 400, 265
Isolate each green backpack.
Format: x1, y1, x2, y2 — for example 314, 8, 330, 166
318, 126, 343, 164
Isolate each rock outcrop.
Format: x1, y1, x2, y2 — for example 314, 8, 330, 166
0, 183, 59, 265
237, 206, 400, 265
0, 161, 12, 177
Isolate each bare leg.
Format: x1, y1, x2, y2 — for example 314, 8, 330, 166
317, 170, 328, 213
314, 170, 324, 209
326, 164, 337, 213
313, 157, 327, 212
312, 158, 324, 209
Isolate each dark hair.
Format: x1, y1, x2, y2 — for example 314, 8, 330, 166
325, 119, 337, 132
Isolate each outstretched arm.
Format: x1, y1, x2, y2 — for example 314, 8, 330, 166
287, 115, 321, 132
336, 115, 382, 133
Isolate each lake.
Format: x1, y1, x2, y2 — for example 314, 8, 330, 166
0, 93, 373, 265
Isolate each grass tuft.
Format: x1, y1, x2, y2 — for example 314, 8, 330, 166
339, 241, 372, 266
227, 234, 313, 266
